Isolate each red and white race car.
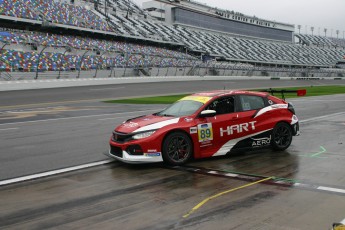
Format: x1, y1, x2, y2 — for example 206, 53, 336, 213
107, 89, 304, 165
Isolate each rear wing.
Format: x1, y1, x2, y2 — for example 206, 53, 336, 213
261, 88, 307, 101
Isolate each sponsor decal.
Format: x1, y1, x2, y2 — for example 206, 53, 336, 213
251, 136, 271, 147
268, 100, 274, 105
190, 127, 197, 134
271, 104, 288, 109
147, 149, 158, 153
200, 141, 213, 148
144, 152, 161, 157
198, 123, 213, 142
179, 96, 212, 104
123, 122, 139, 128
220, 121, 256, 137
254, 104, 288, 118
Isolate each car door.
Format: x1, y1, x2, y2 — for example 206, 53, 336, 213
195, 96, 243, 157
200, 94, 272, 157
232, 94, 273, 149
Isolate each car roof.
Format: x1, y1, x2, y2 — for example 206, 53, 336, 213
191, 90, 269, 98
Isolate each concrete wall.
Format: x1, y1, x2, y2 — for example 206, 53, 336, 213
1, 66, 344, 81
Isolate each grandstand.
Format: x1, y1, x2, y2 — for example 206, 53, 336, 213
0, 0, 345, 80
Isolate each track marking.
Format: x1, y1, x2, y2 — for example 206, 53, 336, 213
0, 108, 344, 188
172, 166, 345, 196
98, 117, 124, 121
317, 186, 345, 194
311, 146, 327, 157
299, 112, 345, 124
0, 160, 114, 186
300, 146, 327, 158
0, 127, 19, 131
0, 109, 160, 126
183, 177, 272, 218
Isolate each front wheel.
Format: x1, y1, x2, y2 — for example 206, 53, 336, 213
162, 132, 193, 165
271, 122, 293, 151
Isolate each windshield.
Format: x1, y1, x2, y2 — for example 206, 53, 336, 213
156, 100, 204, 117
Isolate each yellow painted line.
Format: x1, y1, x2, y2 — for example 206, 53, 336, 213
183, 177, 273, 218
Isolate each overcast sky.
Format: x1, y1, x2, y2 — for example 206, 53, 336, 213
132, 0, 345, 38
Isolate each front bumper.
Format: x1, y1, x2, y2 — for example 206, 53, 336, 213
105, 147, 163, 164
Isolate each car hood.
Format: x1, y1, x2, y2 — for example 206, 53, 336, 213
116, 114, 180, 133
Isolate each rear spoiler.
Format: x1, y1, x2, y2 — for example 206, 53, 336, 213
261, 88, 307, 100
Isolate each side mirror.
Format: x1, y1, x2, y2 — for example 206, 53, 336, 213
199, 110, 216, 118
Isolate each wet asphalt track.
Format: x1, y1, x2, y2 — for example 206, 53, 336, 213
0, 79, 345, 230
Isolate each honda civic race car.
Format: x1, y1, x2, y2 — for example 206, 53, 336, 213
107, 89, 304, 165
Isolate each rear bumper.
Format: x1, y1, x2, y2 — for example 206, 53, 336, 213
292, 122, 300, 136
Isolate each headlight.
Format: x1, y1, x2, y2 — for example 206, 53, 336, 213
132, 130, 156, 140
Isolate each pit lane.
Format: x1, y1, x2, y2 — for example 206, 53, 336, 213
0, 80, 345, 229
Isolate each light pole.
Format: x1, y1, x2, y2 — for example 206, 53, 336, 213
311, 27, 314, 36
35, 45, 48, 80
336, 30, 339, 39
58, 46, 72, 79
297, 25, 301, 34
324, 28, 327, 37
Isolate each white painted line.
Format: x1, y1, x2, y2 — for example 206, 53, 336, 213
0, 109, 161, 126
317, 186, 345, 194
98, 117, 123, 121
300, 112, 345, 124
225, 173, 239, 177
0, 159, 114, 186
0, 127, 19, 131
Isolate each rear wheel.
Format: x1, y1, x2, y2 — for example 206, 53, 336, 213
162, 132, 193, 165
271, 122, 292, 151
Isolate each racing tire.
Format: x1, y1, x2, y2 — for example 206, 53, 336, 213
271, 122, 293, 151
162, 132, 193, 165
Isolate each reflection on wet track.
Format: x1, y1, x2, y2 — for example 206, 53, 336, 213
0, 84, 345, 229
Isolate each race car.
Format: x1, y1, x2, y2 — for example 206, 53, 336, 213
107, 89, 304, 165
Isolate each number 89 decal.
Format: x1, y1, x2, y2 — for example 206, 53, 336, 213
198, 123, 213, 142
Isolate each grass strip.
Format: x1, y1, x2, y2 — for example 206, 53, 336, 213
104, 85, 345, 104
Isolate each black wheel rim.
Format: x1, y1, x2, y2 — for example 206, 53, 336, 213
167, 136, 191, 163
274, 125, 292, 148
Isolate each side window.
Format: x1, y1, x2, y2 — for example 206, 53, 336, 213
239, 95, 265, 111
206, 97, 235, 115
